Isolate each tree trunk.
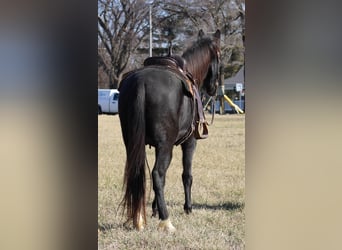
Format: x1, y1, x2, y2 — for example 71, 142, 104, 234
219, 65, 225, 115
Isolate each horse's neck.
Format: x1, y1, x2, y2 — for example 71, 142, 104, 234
184, 58, 210, 86
182, 44, 213, 87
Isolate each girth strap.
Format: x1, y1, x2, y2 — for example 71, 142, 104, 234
174, 80, 209, 145
192, 85, 209, 139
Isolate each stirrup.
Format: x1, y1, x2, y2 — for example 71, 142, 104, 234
194, 121, 209, 139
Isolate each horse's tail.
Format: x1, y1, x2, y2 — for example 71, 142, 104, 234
119, 82, 146, 229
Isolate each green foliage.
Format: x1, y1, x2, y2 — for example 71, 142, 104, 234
224, 64, 242, 79
221, 45, 244, 78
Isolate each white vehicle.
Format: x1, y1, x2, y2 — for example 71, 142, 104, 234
98, 89, 119, 114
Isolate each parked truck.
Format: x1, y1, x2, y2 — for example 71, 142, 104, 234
98, 89, 119, 114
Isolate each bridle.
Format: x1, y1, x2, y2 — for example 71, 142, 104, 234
208, 47, 221, 125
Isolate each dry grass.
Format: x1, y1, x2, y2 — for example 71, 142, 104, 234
98, 113, 245, 249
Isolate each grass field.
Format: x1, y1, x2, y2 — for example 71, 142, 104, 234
98, 113, 245, 249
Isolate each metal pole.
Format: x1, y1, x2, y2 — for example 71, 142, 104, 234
149, 5, 152, 57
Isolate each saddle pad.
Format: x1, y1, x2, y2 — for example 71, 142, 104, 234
143, 56, 185, 71
166, 68, 193, 96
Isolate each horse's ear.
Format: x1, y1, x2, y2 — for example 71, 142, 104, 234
213, 29, 221, 40
198, 29, 205, 39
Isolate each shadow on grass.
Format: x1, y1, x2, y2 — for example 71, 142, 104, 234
98, 221, 139, 232
98, 223, 116, 233
192, 201, 244, 211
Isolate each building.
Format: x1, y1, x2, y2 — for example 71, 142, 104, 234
215, 66, 245, 113
224, 66, 245, 98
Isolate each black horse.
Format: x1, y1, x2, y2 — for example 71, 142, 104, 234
118, 30, 221, 232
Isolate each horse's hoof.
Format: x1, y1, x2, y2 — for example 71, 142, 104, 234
123, 213, 145, 231
158, 219, 176, 233
184, 205, 192, 214
152, 209, 158, 218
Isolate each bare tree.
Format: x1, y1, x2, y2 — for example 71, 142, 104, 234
154, 0, 245, 78
199, 0, 245, 78
98, 0, 245, 88
98, 0, 152, 88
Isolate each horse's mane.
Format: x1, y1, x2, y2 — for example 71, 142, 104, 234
182, 37, 218, 83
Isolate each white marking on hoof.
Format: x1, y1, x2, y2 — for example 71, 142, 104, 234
158, 218, 176, 232
136, 213, 145, 231
123, 213, 145, 231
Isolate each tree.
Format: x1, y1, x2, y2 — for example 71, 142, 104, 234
216, 0, 245, 78
98, 0, 152, 88
152, 0, 245, 78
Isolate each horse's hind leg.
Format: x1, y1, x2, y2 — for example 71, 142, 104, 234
181, 136, 197, 214
151, 197, 158, 217
152, 145, 176, 232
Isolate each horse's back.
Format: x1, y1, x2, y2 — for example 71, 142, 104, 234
120, 67, 184, 108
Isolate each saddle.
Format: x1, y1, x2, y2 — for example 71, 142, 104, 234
144, 55, 186, 71
143, 56, 193, 96
143, 55, 209, 143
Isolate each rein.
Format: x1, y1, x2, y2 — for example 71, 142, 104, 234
202, 48, 221, 127
209, 95, 216, 125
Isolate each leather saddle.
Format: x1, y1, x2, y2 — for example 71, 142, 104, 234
144, 55, 186, 71
143, 56, 193, 96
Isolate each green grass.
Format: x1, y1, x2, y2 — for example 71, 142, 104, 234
98, 114, 245, 249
